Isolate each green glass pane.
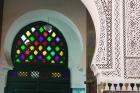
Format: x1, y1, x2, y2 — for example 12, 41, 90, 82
47, 46, 51, 51
21, 45, 26, 50
29, 36, 35, 42
46, 55, 51, 60
16, 45, 18, 49
29, 55, 34, 60
16, 58, 21, 63
60, 61, 63, 64
55, 46, 60, 51
39, 27, 44, 33
16, 55, 18, 57
51, 51, 55, 56
47, 36, 52, 42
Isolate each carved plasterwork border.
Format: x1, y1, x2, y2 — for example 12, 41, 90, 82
124, 0, 140, 79
95, 0, 113, 69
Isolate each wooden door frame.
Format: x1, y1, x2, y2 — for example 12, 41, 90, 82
86, 10, 97, 93
0, 0, 4, 50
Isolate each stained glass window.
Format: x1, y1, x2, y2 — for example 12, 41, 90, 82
12, 21, 68, 65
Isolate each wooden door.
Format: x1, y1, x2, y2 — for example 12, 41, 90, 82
85, 11, 97, 93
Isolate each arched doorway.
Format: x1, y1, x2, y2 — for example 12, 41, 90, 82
3, 9, 85, 93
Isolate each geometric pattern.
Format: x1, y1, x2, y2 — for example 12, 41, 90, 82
12, 21, 67, 65
94, 0, 113, 69
125, 59, 140, 78
123, 0, 140, 79
31, 71, 39, 78
101, 0, 122, 77
94, 0, 108, 66
92, 0, 140, 81
18, 71, 28, 77
51, 72, 61, 78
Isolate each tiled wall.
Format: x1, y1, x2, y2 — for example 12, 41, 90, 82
72, 88, 85, 93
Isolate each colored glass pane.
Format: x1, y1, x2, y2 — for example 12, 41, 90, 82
20, 54, 25, 60
51, 60, 55, 63
34, 50, 38, 55
21, 35, 26, 41
16, 50, 21, 54
51, 51, 55, 56
34, 41, 39, 46
56, 37, 60, 42
16, 59, 21, 63
44, 25, 52, 33
25, 59, 29, 62
60, 61, 63, 64
21, 45, 26, 50
33, 59, 37, 63
38, 45, 43, 51
36, 24, 39, 28
52, 32, 56, 37
51, 42, 55, 46
42, 51, 47, 56
34, 32, 39, 37
25, 50, 30, 55
12, 21, 68, 65
55, 46, 60, 51
46, 55, 51, 61
43, 32, 48, 37
31, 27, 36, 32
38, 55, 43, 60
17, 40, 22, 46
39, 36, 44, 42
25, 40, 30, 46
29, 36, 35, 42
30, 46, 34, 50
26, 31, 31, 37
39, 27, 44, 33
42, 41, 47, 47
29, 55, 34, 60
47, 36, 52, 42
47, 46, 51, 51
55, 56, 59, 61
60, 51, 63, 56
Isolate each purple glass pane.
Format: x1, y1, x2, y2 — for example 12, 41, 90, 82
38, 55, 43, 60
9, 71, 17, 77
56, 37, 60, 42
20, 54, 25, 60
55, 56, 59, 61
39, 36, 44, 42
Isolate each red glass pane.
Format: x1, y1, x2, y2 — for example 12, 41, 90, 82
34, 41, 39, 46
33, 59, 37, 63
17, 40, 22, 46
42, 41, 47, 47
43, 32, 48, 37
34, 32, 39, 37
25, 50, 30, 55
51, 42, 55, 47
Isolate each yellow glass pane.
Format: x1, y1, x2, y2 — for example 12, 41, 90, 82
58, 73, 61, 77
51, 60, 55, 63
38, 45, 43, 51
30, 46, 34, 50
52, 32, 56, 37
42, 51, 47, 56
16, 49, 21, 54
25, 59, 29, 62
34, 50, 38, 55
60, 51, 63, 56
26, 31, 31, 37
